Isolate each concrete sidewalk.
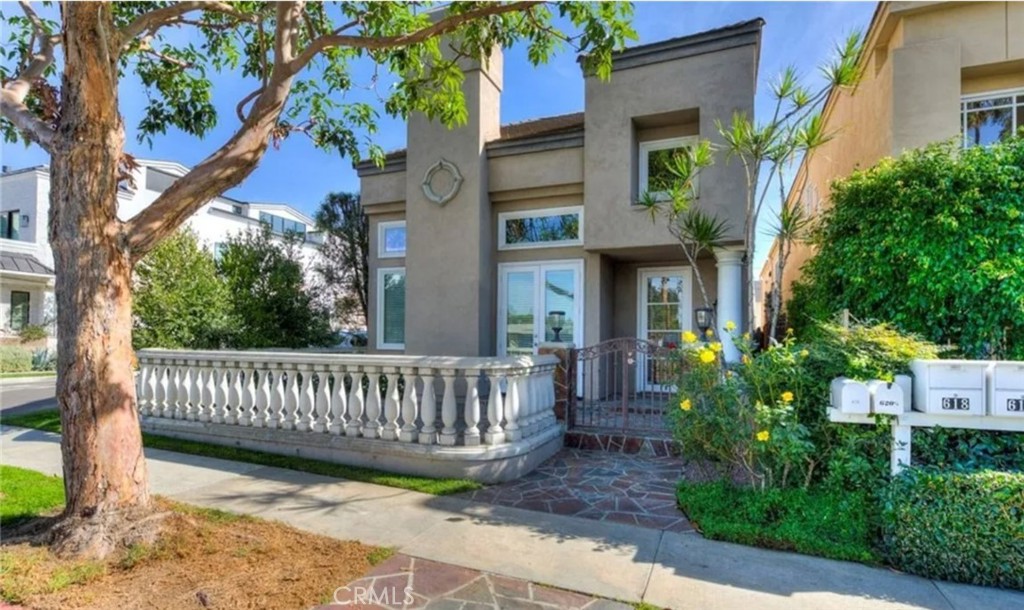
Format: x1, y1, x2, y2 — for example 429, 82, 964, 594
2, 425, 1019, 610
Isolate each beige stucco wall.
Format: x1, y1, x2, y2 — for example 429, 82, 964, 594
488, 147, 583, 194
582, 42, 757, 250
769, 1, 1024, 308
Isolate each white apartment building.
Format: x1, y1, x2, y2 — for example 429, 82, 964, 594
0, 158, 323, 339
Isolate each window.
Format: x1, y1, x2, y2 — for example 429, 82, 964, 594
259, 211, 307, 237
1, 210, 20, 240
10, 291, 30, 331
498, 207, 583, 250
213, 242, 226, 263
638, 136, 699, 201
377, 268, 406, 349
231, 205, 244, 216
378, 221, 407, 258
962, 89, 1024, 148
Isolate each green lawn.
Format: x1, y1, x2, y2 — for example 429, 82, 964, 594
0, 465, 65, 527
3, 409, 481, 496
0, 371, 56, 379
677, 481, 880, 564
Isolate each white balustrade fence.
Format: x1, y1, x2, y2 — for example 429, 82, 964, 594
135, 349, 560, 448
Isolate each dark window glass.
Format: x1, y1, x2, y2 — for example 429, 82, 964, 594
382, 272, 405, 346
10, 291, 30, 331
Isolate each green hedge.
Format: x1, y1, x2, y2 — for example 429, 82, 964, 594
0, 346, 32, 373
881, 468, 1024, 589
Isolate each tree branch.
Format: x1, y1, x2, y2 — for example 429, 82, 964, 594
118, 1, 255, 46
288, 1, 542, 74
1, 1, 58, 151
125, 2, 305, 260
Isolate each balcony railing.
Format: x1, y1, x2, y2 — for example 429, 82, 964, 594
135, 349, 560, 448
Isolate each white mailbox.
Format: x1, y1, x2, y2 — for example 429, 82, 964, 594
910, 359, 989, 416
868, 379, 908, 414
989, 361, 1024, 417
831, 377, 870, 414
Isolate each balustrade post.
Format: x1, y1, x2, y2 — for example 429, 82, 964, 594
419, 371, 437, 445
464, 371, 481, 446
198, 366, 214, 422
505, 370, 521, 441
380, 369, 400, 440
485, 371, 505, 445
313, 369, 331, 433
439, 370, 458, 446
168, 365, 183, 419
212, 366, 227, 424
188, 365, 204, 421
363, 366, 382, 438
345, 369, 365, 437
265, 368, 283, 429
225, 369, 241, 424
329, 370, 347, 435
136, 364, 149, 415
155, 365, 168, 418
282, 369, 299, 430
238, 368, 254, 426
253, 369, 271, 427
399, 368, 419, 443
297, 368, 315, 431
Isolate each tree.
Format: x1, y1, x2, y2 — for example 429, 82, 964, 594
0, 2, 635, 557
133, 228, 231, 350
765, 199, 813, 340
789, 138, 1024, 359
314, 192, 369, 328
219, 228, 334, 349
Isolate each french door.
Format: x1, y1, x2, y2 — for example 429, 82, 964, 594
498, 260, 583, 356
637, 267, 692, 391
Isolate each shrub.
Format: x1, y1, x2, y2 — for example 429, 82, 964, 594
678, 480, 879, 564
0, 346, 32, 373
17, 324, 47, 343
30, 348, 56, 371
881, 468, 1024, 589
790, 137, 1024, 359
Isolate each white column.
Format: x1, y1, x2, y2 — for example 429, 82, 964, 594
714, 246, 744, 363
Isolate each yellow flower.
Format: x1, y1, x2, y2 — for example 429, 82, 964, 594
781, 391, 794, 403
799, 349, 809, 358
682, 331, 698, 344
725, 371, 734, 378
705, 328, 715, 338
698, 349, 716, 364
724, 320, 736, 331
741, 355, 751, 365
742, 332, 750, 341
710, 342, 723, 353
680, 398, 692, 411
756, 430, 770, 442
786, 327, 794, 335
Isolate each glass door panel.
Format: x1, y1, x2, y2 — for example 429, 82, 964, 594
504, 270, 537, 356
543, 269, 577, 344
639, 269, 691, 392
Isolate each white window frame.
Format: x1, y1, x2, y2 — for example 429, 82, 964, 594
496, 259, 585, 357
960, 87, 1024, 148
378, 220, 407, 258
638, 135, 699, 202
497, 206, 583, 251
376, 266, 406, 350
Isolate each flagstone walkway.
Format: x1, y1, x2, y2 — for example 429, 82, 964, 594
316, 554, 632, 610
456, 449, 694, 532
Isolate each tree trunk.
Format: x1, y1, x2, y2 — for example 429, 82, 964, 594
46, 3, 155, 559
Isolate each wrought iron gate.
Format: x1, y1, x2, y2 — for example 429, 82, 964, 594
568, 338, 679, 433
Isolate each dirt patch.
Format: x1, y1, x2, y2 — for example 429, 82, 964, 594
1, 498, 381, 609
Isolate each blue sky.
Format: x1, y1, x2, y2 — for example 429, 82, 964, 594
1, 1, 877, 269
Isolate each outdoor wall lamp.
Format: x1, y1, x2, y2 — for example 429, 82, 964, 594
695, 307, 714, 339
548, 310, 565, 342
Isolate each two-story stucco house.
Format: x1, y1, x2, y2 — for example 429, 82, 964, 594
760, 1, 1024, 315
356, 20, 762, 369
0, 159, 323, 339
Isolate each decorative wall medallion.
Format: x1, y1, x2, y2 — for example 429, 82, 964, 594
421, 158, 463, 206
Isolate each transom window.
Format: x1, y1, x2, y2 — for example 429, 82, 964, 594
961, 89, 1024, 148
259, 211, 307, 237
378, 220, 407, 258
498, 206, 583, 250
638, 136, 699, 201
377, 267, 405, 350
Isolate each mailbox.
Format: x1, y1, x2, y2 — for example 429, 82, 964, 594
831, 377, 870, 414
868, 379, 908, 415
910, 359, 989, 416
989, 361, 1024, 417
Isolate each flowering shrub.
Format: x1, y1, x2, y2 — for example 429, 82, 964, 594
671, 327, 814, 490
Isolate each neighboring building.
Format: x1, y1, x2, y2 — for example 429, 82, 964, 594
760, 1, 1024, 319
356, 20, 763, 367
0, 159, 323, 338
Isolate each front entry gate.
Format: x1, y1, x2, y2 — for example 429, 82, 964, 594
567, 338, 678, 434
